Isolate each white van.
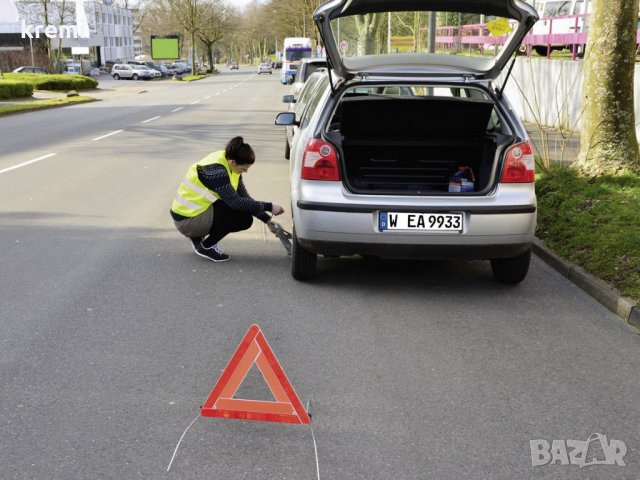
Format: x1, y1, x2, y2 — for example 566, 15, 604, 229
530, 0, 591, 56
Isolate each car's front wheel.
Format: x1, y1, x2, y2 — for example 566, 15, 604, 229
490, 249, 531, 284
291, 228, 317, 281
132, 74, 139, 80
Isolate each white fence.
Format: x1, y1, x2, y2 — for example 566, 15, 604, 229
501, 57, 640, 139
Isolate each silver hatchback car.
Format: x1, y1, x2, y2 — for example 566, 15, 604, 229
276, 0, 539, 283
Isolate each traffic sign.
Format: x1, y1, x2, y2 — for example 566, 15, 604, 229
339, 40, 348, 51
200, 324, 310, 425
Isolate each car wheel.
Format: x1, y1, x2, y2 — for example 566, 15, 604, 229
132, 74, 139, 80
291, 228, 317, 281
284, 137, 290, 160
113, 74, 120, 80
490, 249, 531, 284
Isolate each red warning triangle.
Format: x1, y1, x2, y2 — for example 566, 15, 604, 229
201, 324, 310, 425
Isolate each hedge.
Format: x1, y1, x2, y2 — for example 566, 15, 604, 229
3, 73, 98, 91
0, 81, 34, 99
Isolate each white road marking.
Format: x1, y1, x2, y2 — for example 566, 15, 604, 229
171, 107, 184, 113
190, 100, 200, 105
0, 153, 57, 175
142, 116, 160, 124
204, 95, 211, 99
92, 129, 124, 141
215, 92, 220, 96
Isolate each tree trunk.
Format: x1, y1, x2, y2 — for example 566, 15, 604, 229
355, 14, 382, 55
577, 0, 640, 175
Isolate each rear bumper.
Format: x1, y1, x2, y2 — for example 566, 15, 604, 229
299, 239, 532, 259
294, 198, 536, 260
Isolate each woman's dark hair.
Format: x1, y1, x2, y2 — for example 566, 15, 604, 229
225, 136, 255, 165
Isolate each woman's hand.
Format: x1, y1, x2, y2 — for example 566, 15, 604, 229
272, 204, 285, 215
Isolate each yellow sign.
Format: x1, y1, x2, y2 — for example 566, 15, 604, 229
486, 18, 513, 37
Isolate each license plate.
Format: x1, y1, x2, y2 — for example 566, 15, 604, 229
378, 212, 463, 232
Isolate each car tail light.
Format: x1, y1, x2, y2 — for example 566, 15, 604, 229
301, 138, 340, 181
501, 141, 535, 183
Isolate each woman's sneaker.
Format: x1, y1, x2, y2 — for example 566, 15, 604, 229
195, 242, 229, 262
189, 237, 202, 253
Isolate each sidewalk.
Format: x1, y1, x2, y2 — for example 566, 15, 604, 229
525, 122, 581, 165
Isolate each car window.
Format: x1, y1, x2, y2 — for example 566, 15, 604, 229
300, 77, 329, 129
303, 63, 327, 81
294, 74, 323, 116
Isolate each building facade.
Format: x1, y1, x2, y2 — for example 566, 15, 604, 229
0, 0, 135, 70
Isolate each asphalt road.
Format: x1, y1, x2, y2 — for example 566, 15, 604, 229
1, 70, 639, 480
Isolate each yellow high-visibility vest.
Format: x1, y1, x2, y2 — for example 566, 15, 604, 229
171, 150, 240, 217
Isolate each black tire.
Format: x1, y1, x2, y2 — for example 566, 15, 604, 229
491, 249, 531, 284
291, 228, 317, 281
284, 137, 290, 160
113, 74, 120, 80
132, 74, 139, 80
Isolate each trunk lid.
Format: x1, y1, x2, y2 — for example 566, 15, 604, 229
314, 0, 538, 81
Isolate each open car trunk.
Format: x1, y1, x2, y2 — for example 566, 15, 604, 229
327, 90, 509, 195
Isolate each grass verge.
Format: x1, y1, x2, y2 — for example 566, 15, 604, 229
0, 96, 96, 116
536, 165, 640, 302
178, 74, 208, 82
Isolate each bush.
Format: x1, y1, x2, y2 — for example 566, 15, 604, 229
0, 81, 34, 99
4, 73, 98, 90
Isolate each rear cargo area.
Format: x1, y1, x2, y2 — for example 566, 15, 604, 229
333, 95, 501, 194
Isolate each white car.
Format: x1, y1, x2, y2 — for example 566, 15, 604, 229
111, 64, 151, 80
274, 0, 539, 284
258, 62, 273, 75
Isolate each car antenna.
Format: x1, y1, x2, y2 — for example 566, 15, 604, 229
496, 52, 517, 100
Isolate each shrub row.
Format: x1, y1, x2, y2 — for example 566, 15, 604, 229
0, 81, 34, 99
4, 73, 98, 90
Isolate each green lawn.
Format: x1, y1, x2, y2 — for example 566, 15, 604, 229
536, 166, 640, 302
0, 96, 96, 116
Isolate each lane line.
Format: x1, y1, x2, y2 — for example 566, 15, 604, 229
0, 153, 57, 175
92, 129, 124, 142
142, 116, 161, 124
215, 92, 220, 96
203, 95, 211, 100
190, 100, 200, 105
171, 107, 184, 113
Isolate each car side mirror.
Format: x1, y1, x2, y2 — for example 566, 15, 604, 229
275, 112, 298, 126
282, 95, 295, 104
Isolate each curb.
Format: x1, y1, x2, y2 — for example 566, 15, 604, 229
532, 238, 639, 329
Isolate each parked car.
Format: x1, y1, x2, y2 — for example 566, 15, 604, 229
258, 62, 273, 75
151, 63, 171, 77
281, 70, 327, 161
12, 66, 47, 74
164, 64, 181, 75
111, 63, 151, 80
172, 62, 192, 73
229, 62, 239, 70
290, 58, 327, 99
274, 0, 539, 283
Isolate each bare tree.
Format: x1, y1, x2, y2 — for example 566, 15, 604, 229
355, 14, 382, 55
577, 0, 640, 175
167, 0, 202, 70
197, 0, 230, 69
